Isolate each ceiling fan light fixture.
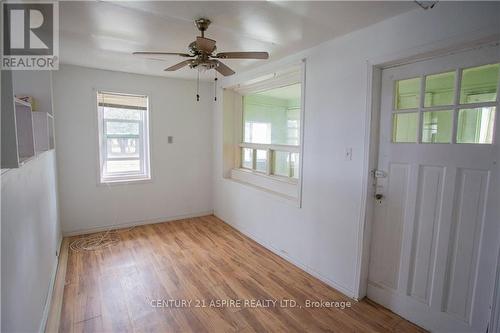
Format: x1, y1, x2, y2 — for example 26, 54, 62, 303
133, 17, 270, 100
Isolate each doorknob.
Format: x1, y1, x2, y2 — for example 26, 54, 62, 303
375, 193, 383, 200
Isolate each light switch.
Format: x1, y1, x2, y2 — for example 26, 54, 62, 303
168, 136, 173, 144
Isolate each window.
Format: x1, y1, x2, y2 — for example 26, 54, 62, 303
223, 65, 304, 201
241, 82, 302, 180
97, 91, 150, 183
392, 62, 499, 144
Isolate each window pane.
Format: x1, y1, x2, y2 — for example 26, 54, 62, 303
106, 121, 139, 136
460, 63, 500, 104
241, 148, 253, 169
392, 112, 418, 143
273, 151, 290, 177
422, 110, 452, 143
287, 118, 300, 145
103, 107, 141, 120
255, 149, 267, 173
424, 71, 455, 107
105, 160, 140, 174
395, 77, 420, 110
244, 122, 271, 144
107, 138, 139, 158
457, 107, 496, 144
290, 153, 300, 179
243, 83, 301, 146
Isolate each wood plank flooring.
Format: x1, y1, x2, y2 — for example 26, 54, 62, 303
60, 215, 425, 333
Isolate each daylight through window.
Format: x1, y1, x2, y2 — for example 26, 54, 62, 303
97, 91, 151, 183
241, 83, 301, 179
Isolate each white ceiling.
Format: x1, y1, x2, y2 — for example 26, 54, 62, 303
59, 1, 415, 80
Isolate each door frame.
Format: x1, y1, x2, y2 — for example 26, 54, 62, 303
355, 32, 500, 301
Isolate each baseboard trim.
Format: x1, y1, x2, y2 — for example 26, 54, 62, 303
63, 210, 214, 237
214, 213, 356, 299
42, 237, 67, 333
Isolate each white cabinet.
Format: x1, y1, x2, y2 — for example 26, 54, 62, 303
15, 99, 36, 164
33, 112, 55, 152
1, 71, 55, 169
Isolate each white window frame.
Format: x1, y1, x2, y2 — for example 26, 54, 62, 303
226, 62, 306, 203
96, 91, 151, 184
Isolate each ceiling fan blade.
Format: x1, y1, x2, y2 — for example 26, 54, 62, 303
196, 36, 216, 54
215, 52, 269, 59
164, 60, 193, 71
132, 51, 194, 57
214, 60, 235, 76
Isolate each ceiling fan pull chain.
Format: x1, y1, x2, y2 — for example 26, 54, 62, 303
214, 73, 218, 101
196, 69, 200, 102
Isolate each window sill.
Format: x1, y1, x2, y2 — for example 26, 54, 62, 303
230, 168, 299, 201
99, 175, 151, 186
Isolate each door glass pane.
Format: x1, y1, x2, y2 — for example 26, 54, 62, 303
255, 149, 267, 173
395, 77, 420, 110
273, 151, 290, 177
243, 83, 301, 146
460, 63, 500, 104
392, 112, 418, 143
457, 107, 496, 144
422, 110, 452, 143
290, 153, 300, 179
241, 148, 253, 169
424, 71, 455, 107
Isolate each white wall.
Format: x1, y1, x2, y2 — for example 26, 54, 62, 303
1, 151, 61, 333
53, 65, 213, 235
213, 2, 500, 298
12, 71, 54, 115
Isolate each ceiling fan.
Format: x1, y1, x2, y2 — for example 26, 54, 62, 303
133, 18, 269, 77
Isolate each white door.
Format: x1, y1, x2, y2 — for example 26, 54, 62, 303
368, 45, 500, 332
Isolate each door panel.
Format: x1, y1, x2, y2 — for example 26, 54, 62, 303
409, 165, 444, 304
368, 44, 500, 332
369, 163, 410, 289
445, 169, 488, 321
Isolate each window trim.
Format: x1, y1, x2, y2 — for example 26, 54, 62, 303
95, 90, 152, 184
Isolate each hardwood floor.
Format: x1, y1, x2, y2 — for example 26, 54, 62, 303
60, 215, 425, 333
